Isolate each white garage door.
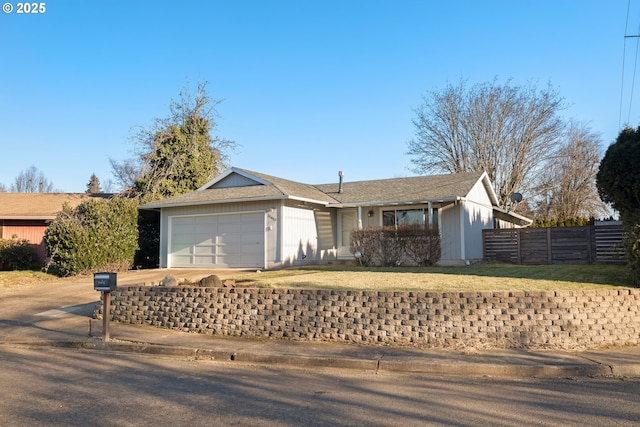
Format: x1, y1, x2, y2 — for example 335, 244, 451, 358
169, 213, 265, 268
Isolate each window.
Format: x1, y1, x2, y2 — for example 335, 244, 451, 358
383, 208, 438, 227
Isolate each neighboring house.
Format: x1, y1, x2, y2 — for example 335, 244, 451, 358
0, 193, 109, 263
140, 167, 531, 269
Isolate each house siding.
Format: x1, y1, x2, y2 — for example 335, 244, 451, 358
213, 173, 261, 189
0, 219, 49, 263
463, 201, 494, 260
281, 202, 337, 266
462, 181, 495, 261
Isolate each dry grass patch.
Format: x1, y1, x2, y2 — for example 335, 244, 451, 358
0, 264, 634, 292
232, 264, 634, 292
0, 271, 57, 289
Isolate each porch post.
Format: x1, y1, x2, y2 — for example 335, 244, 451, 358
357, 206, 363, 229
427, 201, 433, 228
460, 201, 466, 261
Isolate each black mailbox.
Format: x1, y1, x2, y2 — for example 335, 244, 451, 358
94, 272, 117, 291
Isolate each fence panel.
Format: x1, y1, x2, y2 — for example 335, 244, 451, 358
482, 223, 625, 265
594, 222, 626, 264
519, 228, 550, 264
482, 229, 519, 263
550, 226, 592, 264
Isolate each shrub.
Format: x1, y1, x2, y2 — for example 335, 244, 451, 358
621, 211, 640, 284
44, 197, 139, 276
350, 224, 441, 267
531, 217, 595, 228
396, 223, 441, 266
349, 226, 383, 267
0, 237, 41, 271
597, 126, 640, 284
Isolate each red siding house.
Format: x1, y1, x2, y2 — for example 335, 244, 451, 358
0, 193, 109, 264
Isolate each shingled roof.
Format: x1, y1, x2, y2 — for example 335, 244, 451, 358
0, 193, 110, 220
140, 168, 495, 209
315, 171, 492, 206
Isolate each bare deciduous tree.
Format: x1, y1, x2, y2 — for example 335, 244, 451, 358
407, 79, 565, 210
108, 157, 139, 192
536, 121, 608, 220
10, 166, 57, 193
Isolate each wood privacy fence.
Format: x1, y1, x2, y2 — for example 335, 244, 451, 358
483, 222, 626, 265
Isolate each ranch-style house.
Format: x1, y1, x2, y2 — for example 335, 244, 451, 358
139, 168, 531, 269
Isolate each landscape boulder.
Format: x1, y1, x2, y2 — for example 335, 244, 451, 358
161, 275, 178, 287
198, 275, 222, 287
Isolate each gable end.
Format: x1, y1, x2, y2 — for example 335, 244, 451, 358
210, 172, 263, 189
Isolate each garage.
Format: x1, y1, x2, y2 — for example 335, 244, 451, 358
169, 212, 265, 268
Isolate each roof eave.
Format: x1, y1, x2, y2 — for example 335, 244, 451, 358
139, 194, 332, 210
0, 215, 56, 220
493, 206, 533, 226
328, 196, 463, 208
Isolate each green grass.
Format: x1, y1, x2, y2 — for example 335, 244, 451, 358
230, 263, 635, 292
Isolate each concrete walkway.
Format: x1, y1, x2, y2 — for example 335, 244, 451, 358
2, 269, 640, 378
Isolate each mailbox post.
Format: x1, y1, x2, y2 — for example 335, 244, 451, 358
94, 272, 117, 342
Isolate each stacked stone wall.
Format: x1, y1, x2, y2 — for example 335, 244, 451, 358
98, 287, 640, 349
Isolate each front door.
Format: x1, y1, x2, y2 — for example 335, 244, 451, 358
338, 210, 357, 258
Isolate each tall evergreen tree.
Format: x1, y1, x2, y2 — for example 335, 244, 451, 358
111, 80, 235, 201
597, 126, 640, 283
109, 80, 235, 268
86, 173, 102, 194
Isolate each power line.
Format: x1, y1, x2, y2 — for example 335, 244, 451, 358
619, 0, 640, 129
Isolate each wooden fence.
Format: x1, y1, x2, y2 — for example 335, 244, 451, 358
483, 222, 626, 265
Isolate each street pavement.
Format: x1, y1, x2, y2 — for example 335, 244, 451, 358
2, 268, 640, 378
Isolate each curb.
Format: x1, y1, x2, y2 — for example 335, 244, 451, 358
4, 340, 639, 378
379, 359, 613, 378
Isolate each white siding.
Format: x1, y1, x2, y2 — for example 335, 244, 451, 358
466, 179, 493, 207
463, 179, 498, 261
281, 203, 337, 266
212, 173, 260, 188
463, 201, 494, 260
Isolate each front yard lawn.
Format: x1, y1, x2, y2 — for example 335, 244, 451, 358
231, 263, 635, 292
0, 263, 634, 292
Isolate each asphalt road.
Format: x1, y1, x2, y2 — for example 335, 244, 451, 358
1, 345, 639, 427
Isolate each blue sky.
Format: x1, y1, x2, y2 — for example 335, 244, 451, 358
0, 0, 635, 192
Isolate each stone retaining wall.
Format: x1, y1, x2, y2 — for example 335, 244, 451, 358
98, 286, 640, 350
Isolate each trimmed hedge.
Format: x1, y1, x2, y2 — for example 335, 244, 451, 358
350, 224, 441, 267
44, 197, 139, 276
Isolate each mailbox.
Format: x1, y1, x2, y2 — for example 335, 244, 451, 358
94, 272, 117, 292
